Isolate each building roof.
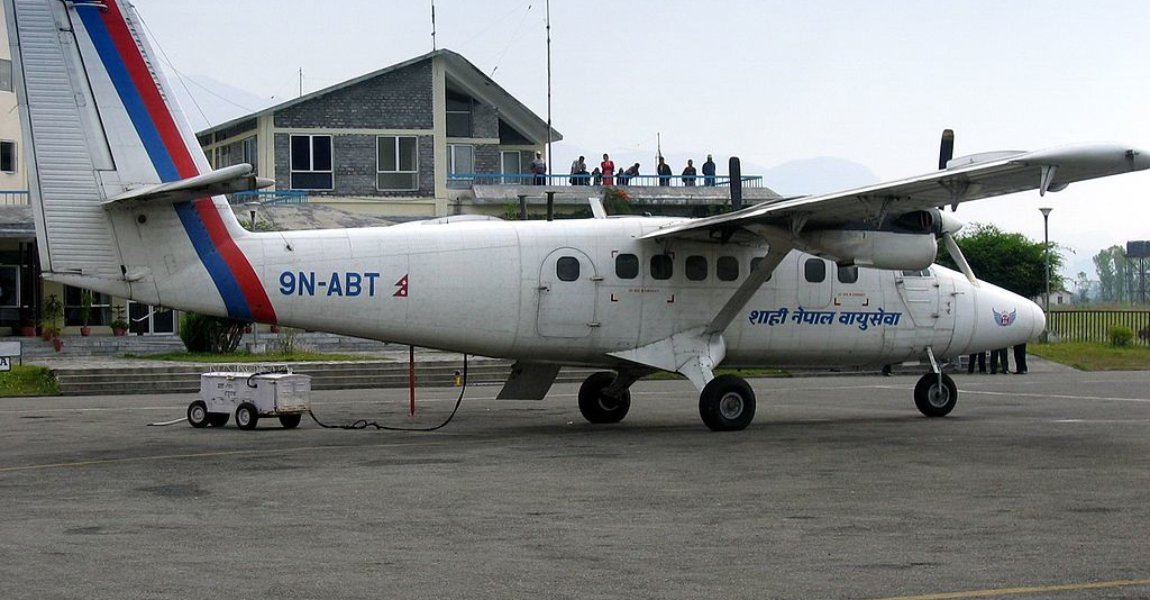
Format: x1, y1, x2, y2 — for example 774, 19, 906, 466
196, 49, 561, 144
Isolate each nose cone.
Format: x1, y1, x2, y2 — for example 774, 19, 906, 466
965, 282, 1045, 353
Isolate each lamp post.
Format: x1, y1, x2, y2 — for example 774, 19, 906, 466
1039, 207, 1052, 341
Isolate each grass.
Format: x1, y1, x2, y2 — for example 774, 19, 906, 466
123, 351, 381, 363
1029, 341, 1150, 371
0, 365, 61, 397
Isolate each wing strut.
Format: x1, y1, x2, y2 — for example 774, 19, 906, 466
610, 239, 794, 390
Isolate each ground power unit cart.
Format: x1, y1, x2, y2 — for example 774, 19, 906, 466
187, 366, 312, 430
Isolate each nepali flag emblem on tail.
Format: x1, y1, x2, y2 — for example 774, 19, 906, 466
993, 308, 1017, 327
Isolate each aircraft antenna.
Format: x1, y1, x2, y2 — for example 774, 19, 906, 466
431, 1, 437, 51
545, 0, 552, 178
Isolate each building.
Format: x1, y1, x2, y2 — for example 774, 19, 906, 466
197, 49, 559, 219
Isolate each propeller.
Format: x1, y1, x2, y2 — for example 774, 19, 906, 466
935, 211, 979, 286
938, 129, 955, 170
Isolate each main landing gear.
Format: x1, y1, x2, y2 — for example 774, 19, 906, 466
577, 371, 757, 431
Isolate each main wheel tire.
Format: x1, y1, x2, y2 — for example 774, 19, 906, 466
207, 413, 230, 427
578, 371, 631, 424
914, 372, 958, 417
279, 414, 302, 429
235, 402, 259, 430
699, 375, 757, 431
187, 401, 209, 428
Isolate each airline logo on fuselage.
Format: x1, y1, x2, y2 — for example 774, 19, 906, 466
993, 308, 1017, 327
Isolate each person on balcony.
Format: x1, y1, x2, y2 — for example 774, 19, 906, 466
530, 152, 548, 185
623, 163, 640, 185
702, 154, 716, 186
591, 167, 602, 186
600, 154, 615, 186
570, 156, 589, 185
682, 159, 697, 186
657, 157, 672, 186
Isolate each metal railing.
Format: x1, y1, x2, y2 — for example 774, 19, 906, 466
447, 173, 763, 189
231, 190, 310, 205
0, 190, 30, 206
1047, 310, 1150, 345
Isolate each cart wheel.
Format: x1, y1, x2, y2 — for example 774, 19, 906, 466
187, 401, 209, 428
235, 402, 259, 430
279, 414, 302, 429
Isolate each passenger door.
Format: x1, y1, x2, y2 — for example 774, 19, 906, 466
537, 248, 599, 338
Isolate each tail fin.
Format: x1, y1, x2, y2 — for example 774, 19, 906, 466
6, 0, 273, 321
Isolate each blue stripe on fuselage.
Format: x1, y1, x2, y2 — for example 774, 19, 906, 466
74, 6, 179, 182
174, 202, 252, 320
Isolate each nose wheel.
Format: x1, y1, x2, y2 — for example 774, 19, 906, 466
578, 371, 632, 424
914, 372, 958, 417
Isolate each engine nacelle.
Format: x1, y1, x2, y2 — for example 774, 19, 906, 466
799, 229, 938, 271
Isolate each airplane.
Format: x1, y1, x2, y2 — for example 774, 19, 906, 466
5, 0, 1148, 431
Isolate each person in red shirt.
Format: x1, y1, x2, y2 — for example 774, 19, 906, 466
600, 153, 615, 186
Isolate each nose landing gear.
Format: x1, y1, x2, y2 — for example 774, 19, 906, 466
914, 372, 957, 417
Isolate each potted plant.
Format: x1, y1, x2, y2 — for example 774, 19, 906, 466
79, 289, 94, 336
40, 294, 64, 342
110, 304, 129, 337
19, 310, 36, 337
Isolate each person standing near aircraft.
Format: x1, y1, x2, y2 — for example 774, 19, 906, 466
702, 154, 717, 186
967, 351, 987, 374
530, 152, 547, 185
657, 157, 672, 186
682, 159, 697, 186
600, 154, 615, 186
990, 348, 1010, 374
1012, 344, 1028, 374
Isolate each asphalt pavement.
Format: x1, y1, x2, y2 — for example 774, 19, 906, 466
1, 370, 1147, 600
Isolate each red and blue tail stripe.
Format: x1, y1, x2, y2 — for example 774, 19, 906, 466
74, 1, 276, 323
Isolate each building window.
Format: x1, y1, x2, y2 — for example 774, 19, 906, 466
377, 136, 418, 191
837, 265, 859, 284
717, 256, 740, 282
0, 59, 11, 92
242, 136, 258, 173
63, 286, 112, 326
651, 255, 673, 280
446, 92, 472, 137
448, 144, 474, 175
615, 254, 638, 279
685, 256, 707, 281
289, 135, 333, 190
556, 257, 580, 282
0, 141, 16, 173
804, 258, 826, 283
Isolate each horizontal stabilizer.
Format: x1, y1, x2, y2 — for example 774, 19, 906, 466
103, 164, 273, 208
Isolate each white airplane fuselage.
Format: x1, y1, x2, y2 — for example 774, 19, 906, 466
85, 213, 1041, 369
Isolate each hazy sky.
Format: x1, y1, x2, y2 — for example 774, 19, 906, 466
132, 0, 1149, 278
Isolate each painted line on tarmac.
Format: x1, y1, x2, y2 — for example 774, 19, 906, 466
847, 577, 1150, 600
0, 437, 485, 474
962, 389, 1150, 403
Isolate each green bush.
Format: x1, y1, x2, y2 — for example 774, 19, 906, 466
1108, 324, 1135, 347
179, 312, 248, 353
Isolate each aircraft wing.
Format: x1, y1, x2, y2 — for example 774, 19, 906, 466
642, 143, 1148, 241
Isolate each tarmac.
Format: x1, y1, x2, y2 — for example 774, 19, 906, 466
1, 365, 1147, 600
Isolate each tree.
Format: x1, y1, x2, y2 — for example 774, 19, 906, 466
935, 223, 1063, 299
1093, 245, 1132, 303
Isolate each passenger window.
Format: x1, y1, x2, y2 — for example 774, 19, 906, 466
837, 265, 858, 284
651, 254, 673, 280
686, 256, 708, 281
615, 253, 639, 279
556, 256, 580, 282
717, 256, 739, 282
749, 257, 772, 282
804, 258, 826, 283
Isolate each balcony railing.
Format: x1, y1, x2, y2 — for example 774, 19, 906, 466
0, 190, 30, 206
231, 190, 310, 205
447, 173, 763, 190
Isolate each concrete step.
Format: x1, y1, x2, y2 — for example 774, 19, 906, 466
50, 360, 600, 396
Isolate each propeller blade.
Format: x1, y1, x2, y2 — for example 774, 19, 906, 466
939, 129, 955, 170
942, 231, 979, 286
